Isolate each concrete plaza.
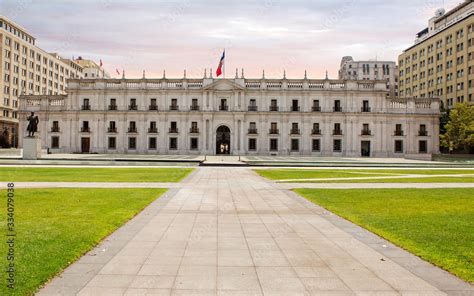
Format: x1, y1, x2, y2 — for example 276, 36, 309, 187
36, 167, 472, 295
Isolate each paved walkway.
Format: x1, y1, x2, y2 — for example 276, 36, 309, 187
4, 181, 474, 190
38, 168, 472, 295
203, 156, 246, 166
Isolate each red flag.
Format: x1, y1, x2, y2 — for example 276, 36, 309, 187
100, 59, 103, 67
216, 50, 225, 77
116, 68, 120, 75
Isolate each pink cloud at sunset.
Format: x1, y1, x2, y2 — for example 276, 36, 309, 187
0, 0, 463, 79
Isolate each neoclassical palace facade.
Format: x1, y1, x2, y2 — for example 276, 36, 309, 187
19, 75, 440, 158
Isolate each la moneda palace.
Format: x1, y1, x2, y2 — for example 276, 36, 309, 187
19, 73, 440, 158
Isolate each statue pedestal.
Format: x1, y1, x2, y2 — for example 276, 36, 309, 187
23, 136, 41, 160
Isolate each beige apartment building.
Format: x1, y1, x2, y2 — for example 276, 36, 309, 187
0, 15, 84, 147
398, 0, 474, 108
74, 56, 110, 79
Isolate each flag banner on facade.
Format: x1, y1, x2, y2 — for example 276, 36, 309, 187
216, 50, 225, 77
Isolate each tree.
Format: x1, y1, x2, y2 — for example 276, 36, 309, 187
440, 102, 474, 153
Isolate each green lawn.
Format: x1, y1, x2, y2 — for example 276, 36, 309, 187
294, 188, 474, 283
0, 167, 193, 183
0, 188, 167, 296
255, 169, 474, 183
300, 176, 474, 183
255, 169, 400, 180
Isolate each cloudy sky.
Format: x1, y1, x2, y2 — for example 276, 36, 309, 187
0, 0, 462, 79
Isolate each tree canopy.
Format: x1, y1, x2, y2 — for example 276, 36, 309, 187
440, 102, 474, 153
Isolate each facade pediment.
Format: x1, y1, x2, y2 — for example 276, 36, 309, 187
203, 79, 245, 91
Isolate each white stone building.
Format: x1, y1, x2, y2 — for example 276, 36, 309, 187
19, 74, 440, 158
339, 56, 398, 97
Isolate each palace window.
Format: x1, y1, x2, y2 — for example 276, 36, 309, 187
191, 98, 199, 110
419, 124, 427, 136
108, 137, 116, 149
219, 99, 228, 111
269, 122, 278, 134
312, 100, 320, 112
291, 123, 300, 135
81, 121, 90, 132
312, 139, 321, 152
248, 99, 257, 111
128, 121, 137, 133
362, 124, 371, 135
51, 136, 59, 149
419, 140, 427, 153
269, 139, 278, 151
395, 124, 403, 136
394, 140, 403, 153
248, 138, 257, 151
170, 121, 178, 133
129, 98, 137, 110
333, 123, 342, 135
248, 122, 257, 134
362, 100, 370, 112
291, 100, 300, 112
190, 122, 199, 133
128, 137, 136, 150
108, 121, 116, 133
51, 121, 59, 132
312, 123, 321, 135
291, 139, 299, 152
149, 137, 157, 150
149, 121, 157, 133
190, 138, 198, 150
170, 98, 178, 110
334, 100, 342, 112
149, 98, 157, 110
270, 99, 278, 111
82, 98, 90, 110
169, 137, 178, 150
333, 139, 342, 152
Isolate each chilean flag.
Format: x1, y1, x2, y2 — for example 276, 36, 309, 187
216, 50, 225, 77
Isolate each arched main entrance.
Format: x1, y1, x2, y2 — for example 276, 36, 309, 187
216, 125, 230, 155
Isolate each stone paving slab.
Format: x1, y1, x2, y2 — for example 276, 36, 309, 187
36, 168, 473, 295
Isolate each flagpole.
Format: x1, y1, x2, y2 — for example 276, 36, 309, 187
223, 48, 226, 79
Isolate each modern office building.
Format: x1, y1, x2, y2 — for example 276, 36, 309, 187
339, 56, 398, 97
19, 73, 440, 158
398, 0, 474, 108
0, 15, 84, 147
